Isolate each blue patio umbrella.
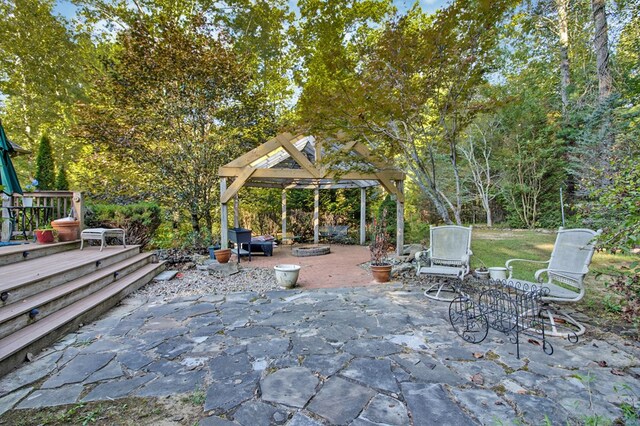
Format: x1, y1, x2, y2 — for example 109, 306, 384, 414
0, 119, 23, 195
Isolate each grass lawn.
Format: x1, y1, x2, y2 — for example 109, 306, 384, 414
468, 227, 638, 336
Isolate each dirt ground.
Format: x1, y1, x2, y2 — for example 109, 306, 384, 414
232, 243, 379, 289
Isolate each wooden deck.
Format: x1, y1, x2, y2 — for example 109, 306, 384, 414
0, 245, 137, 293
0, 241, 164, 376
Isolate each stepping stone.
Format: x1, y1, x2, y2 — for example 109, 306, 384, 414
0, 352, 61, 397
41, 353, 115, 389
286, 413, 323, 426
307, 376, 375, 425
504, 392, 574, 425
0, 388, 32, 416
208, 263, 240, 276
357, 394, 409, 425
204, 372, 261, 412
200, 416, 239, 425
260, 367, 318, 408
302, 353, 353, 377
135, 370, 205, 397
209, 353, 252, 380
84, 360, 124, 384
117, 351, 154, 371
17, 384, 83, 409
451, 388, 515, 425
154, 270, 178, 281
83, 375, 155, 402
401, 383, 475, 426
342, 339, 401, 357
232, 401, 288, 426
247, 338, 289, 359
341, 358, 399, 393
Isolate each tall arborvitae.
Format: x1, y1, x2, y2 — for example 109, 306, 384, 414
55, 164, 69, 190
34, 135, 56, 190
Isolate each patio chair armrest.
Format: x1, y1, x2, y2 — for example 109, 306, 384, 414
415, 249, 431, 275
535, 267, 588, 282
506, 258, 549, 279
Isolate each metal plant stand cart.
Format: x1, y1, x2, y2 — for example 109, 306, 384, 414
448, 279, 578, 359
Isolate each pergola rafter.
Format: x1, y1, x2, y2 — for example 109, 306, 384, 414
218, 132, 405, 255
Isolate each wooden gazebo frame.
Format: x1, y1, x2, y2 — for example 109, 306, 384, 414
218, 133, 406, 255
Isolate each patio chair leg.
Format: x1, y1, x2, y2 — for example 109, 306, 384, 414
538, 307, 585, 339
423, 279, 459, 302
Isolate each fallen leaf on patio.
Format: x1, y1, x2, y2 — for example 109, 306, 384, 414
528, 338, 541, 346
597, 360, 608, 367
473, 352, 484, 359
611, 369, 625, 376
471, 373, 484, 385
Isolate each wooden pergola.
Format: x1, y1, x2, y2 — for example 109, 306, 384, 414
218, 133, 406, 255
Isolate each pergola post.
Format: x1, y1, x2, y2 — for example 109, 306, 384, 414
233, 194, 239, 228
281, 189, 287, 241
360, 188, 366, 245
220, 178, 228, 249
396, 180, 405, 257
313, 186, 319, 244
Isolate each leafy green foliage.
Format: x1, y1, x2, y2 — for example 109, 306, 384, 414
0, 0, 88, 174
86, 202, 162, 248
35, 134, 56, 190
585, 157, 640, 252
55, 164, 69, 190
76, 12, 274, 234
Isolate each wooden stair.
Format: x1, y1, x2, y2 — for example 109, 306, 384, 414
0, 242, 165, 376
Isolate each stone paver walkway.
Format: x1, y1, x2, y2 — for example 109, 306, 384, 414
1, 284, 639, 425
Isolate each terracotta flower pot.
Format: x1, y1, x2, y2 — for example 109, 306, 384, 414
371, 264, 392, 283
51, 219, 80, 242
214, 248, 232, 264
34, 229, 55, 244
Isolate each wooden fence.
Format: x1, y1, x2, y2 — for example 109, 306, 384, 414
1, 191, 84, 241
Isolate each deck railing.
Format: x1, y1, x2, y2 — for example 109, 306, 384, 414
1, 191, 84, 241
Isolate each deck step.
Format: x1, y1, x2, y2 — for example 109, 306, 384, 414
0, 253, 154, 340
0, 246, 141, 304
0, 261, 165, 376
0, 241, 80, 267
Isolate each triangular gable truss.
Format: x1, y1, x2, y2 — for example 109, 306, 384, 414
219, 133, 405, 203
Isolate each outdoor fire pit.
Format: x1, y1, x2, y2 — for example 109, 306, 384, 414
292, 245, 330, 257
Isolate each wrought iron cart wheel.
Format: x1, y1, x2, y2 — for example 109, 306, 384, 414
449, 296, 489, 344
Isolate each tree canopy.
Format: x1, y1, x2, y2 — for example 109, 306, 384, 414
0, 0, 637, 249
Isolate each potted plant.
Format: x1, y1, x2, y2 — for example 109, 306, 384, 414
213, 247, 232, 263
370, 209, 392, 283
34, 225, 55, 244
274, 264, 301, 288
22, 178, 38, 207
474, 259, 489, 279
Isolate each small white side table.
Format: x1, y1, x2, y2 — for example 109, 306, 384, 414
80, 228, 126, 251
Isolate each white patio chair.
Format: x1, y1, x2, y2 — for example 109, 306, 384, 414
416, 225, 472, 301
506, 227, 602, 337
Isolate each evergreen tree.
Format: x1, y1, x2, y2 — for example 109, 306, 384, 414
34, 134, 55, 190
55, 164, 69, 190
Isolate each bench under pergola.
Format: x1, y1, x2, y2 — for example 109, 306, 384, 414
218, 133, 406, 255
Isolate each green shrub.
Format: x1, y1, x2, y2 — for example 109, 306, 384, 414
35, 135, 56, 190
377, 195, 397, 245
86, 202, 161, 249
55, 164, 69, 190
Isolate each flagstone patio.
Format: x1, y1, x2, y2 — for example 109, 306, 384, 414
0, 283, 638, 425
